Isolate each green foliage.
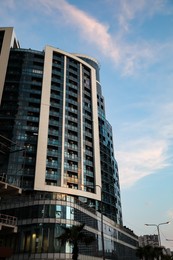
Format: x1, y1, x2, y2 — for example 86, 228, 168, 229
136, 245, 172, 260
57, 223, 95, 260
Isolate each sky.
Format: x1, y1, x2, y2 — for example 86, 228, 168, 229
1, 0, 173, 249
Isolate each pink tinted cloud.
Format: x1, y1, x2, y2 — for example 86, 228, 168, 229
35, 0, 172, 76
117, 138, 169, 188
38, 0, 120, 62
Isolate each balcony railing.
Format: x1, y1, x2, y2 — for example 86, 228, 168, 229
0, 214, 17, 232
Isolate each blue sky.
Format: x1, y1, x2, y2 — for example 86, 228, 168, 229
1, 0, 173, 249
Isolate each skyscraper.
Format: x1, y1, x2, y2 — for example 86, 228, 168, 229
0, 27, 138, 260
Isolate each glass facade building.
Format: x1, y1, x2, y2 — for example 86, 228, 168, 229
0, 27, 138, 259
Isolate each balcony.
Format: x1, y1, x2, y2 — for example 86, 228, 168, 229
0, 214, 17, 233
48, 129, 59, 136
48, 140, 59, 146
84, 160, 93, 167
84, 113, 92, 120
66, 82, 78, 90
49, 110, 60, 117
66, 106, 78, 114
65, 115, 78, 122
64, 152, 78, 160
46, 161, 58, 168
45, 174, 58, 180
85, 140, 93, 147
50, 93, 61, 100
64, 173, 78, 183
0, 178, 22, 196
52, 69, 62, 76
0, 187, 20, 258
66, 124, 78, 132
49, 120, 59, 127
65, 143, 78, 150
85, 149, 93, 157
47, 150, 58, 157
84, 131, 92, 138
67, 134, 78, 141
84, 170, 94, 177
64, 164, 78, 172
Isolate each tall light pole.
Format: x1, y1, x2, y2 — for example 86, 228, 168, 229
145, 221, 170, 246
97, 184, 105, 260
83, 184, 105, 260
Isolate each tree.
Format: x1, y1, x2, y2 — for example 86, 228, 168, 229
136, 245, 154, 260
136, 246, 145, 259
152, 246, 164, 259
136, 245, 173, 260
57, 223, 95, 260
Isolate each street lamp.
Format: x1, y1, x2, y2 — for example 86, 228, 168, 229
145, 221, 170, 246
82, 184, 105, 260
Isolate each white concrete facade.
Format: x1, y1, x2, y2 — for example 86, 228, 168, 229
0, 27, 19, 104
34, 46, 101, 201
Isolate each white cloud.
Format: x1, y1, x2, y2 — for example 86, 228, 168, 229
1, 0, 173, 76
117, 0, 146, 32
120, 41, 155, 75
117, 138, 169, 188
116, 0, 166, 32
34, 0, 173, 76
116, 101, 173, 188
37, 0, 120, 62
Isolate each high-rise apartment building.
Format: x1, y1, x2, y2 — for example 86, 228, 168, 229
0, 27, 138, 260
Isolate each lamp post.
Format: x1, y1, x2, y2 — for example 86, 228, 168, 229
97, 185, 105, 260
145, 221, 170, 247
83, 184, 105, 260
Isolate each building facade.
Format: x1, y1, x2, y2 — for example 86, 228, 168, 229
138, 235, 159, 247
0, 27, 138, 259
